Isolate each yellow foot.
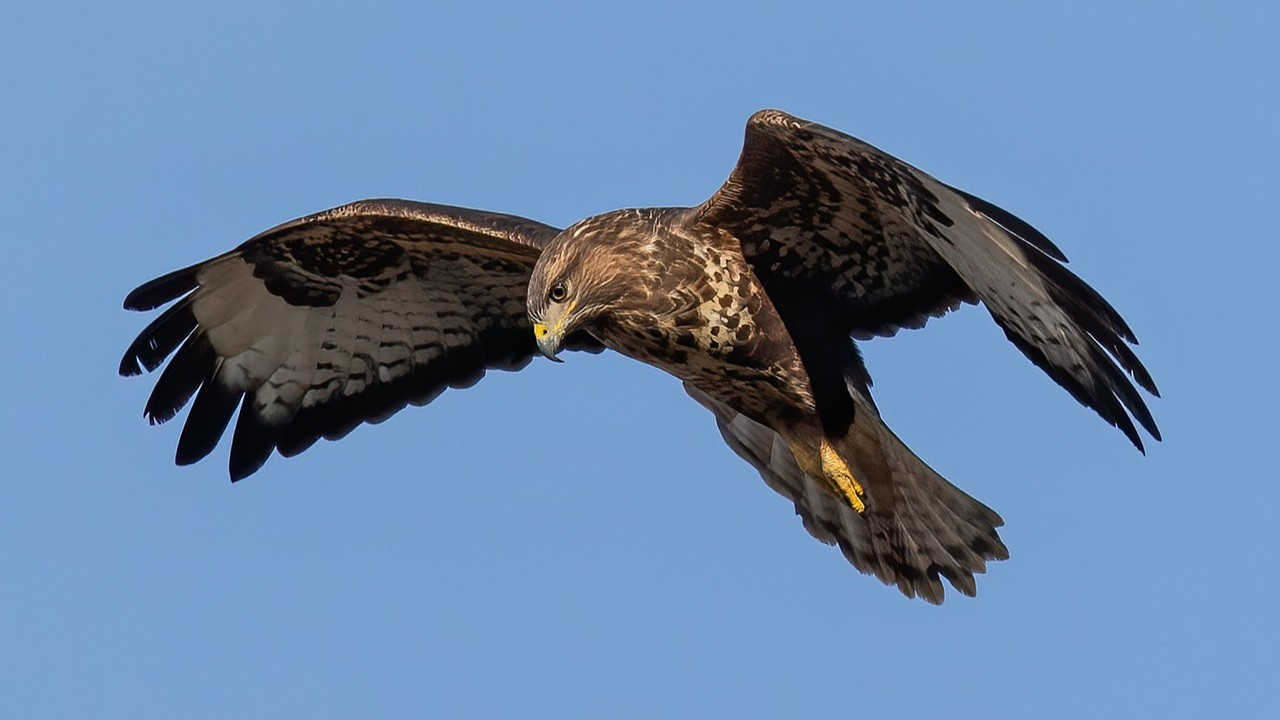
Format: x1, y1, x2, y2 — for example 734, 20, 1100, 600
820, 439, 866, 514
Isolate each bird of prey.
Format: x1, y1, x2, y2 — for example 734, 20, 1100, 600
120, 109, 1159, 602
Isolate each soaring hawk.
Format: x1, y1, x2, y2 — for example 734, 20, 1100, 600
120, 110, 1159, 602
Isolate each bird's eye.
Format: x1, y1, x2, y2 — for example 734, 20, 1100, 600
548, 281, 568, 304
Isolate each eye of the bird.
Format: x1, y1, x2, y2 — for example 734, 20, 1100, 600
548, 280, 568, 303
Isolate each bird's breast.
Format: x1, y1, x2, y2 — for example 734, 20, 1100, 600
590, 239, 814, 420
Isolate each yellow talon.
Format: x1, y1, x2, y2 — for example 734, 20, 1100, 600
820, 439, 866, 514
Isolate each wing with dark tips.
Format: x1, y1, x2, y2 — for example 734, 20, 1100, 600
695, 110, 1159, 449
121, 199, 602, 480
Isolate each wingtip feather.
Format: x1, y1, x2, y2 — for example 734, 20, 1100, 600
123, 262, 204, 311
228, 395, 281, 481
947, 183, 1070, 264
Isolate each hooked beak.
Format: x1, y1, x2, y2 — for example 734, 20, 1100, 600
533, 322, 565, 362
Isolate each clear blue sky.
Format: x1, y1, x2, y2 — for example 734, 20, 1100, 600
2, 1, 1275, 717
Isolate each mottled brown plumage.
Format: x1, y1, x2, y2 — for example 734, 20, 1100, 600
530, 208, 813, 424
121, 110, 1159, 602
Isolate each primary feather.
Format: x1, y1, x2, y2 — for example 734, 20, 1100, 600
121, 111, 1159, 601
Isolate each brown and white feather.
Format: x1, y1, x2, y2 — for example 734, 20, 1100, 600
120, 199, 595, 479
121, 111, 1159, 603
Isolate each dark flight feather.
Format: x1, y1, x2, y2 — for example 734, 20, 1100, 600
143, 330, 212, 424
121, 111, 1158, 604
120, 295, 198, 377
122, 261, 205, 312
175, 374, 240, 466
695, 109, 1159, 450
946, 183, 1069, 263
122, 199, 582, 478
229, 395, 283, 482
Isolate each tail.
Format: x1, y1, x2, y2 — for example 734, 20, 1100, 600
686, 384, 1008, 604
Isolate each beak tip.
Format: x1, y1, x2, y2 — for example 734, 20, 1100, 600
532, 321, 565, 362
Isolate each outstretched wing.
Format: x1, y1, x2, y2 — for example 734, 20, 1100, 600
121, 199, 592, 480
695, 110, 1159, 450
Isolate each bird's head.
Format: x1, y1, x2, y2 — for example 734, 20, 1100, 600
527, 213, 651, 361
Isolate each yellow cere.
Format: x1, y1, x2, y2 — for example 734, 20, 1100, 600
533, 323, 548, 339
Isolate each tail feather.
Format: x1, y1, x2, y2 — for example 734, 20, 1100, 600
686, 384, 1007, 604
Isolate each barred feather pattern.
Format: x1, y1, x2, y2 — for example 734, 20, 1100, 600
685, 385, 1008, 604
119, 199, 600, 479
696, 109, 1160, 450
120, 110, 1159, 604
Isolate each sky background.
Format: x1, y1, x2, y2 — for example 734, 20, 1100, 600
2, 1, 1276, 717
